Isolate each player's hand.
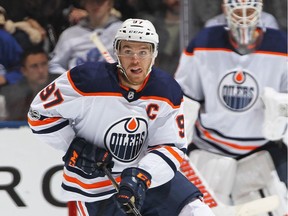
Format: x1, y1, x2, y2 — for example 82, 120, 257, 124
62, 137, 114, 176
117, 167, 151, 213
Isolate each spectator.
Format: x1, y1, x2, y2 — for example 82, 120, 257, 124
139, 0, 181, 76
0, 0, 83, 52
66, 7, 88, 26
175, 0, 287, 214
0, 6, 23, 87
0, 47, 59, 120
0, 1, 47, 50
49, 0, 122, 74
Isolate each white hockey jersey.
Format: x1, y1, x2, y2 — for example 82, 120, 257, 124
49, 17, 122, 74
175, 26, 287, 157
28, 62, 186, 202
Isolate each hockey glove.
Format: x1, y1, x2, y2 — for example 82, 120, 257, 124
117, 167, 151, 213
62, 137, 114, 176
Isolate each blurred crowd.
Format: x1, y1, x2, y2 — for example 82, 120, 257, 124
0, 0, 286, 121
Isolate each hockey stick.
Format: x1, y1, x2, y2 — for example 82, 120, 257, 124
102, 166, 142, 216
90, 33, 115, 63
180, 157, 280, 216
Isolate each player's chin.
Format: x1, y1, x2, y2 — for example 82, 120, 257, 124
128, 75, 145, 85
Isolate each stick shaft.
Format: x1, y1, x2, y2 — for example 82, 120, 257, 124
90, 33, 115, 63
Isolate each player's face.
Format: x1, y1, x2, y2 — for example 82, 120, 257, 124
117, 41, 153, 89
21, 53, 49, 87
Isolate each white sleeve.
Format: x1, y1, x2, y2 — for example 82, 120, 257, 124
27, 72, 81, 151
174, 51, 204, 101
138, 101, 187, 188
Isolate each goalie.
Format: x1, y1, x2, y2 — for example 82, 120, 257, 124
175, 0, 287, 215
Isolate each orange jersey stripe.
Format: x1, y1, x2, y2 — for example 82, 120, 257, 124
164, 146, 183, 164
196, 122, 258, 151
67, 71, 123, 97
148, 145, 183, 164
78, 201, 87, 216
254, 50, 288, 57
28, 116, 61, 127
67, 71, 182, 109
63, 172, 121, 189
184, 47, 287, 57
194, 47, 232, 52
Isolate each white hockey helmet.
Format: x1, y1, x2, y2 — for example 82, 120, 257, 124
223, 0, 263, 54
114, 18, 159, 57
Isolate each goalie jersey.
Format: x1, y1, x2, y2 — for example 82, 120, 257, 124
175, 26, 287, 157
28, 62, 186, 202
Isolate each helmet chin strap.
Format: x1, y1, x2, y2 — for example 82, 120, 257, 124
116, 64, 138, 85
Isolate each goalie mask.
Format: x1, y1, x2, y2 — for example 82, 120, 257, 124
223, 0, 263, 55
113, 19, 159, 81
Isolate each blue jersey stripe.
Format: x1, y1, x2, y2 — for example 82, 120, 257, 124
31, 120, 69, 134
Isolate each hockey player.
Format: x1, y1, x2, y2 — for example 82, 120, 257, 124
175, 0, 287, 214
28, 18, 214, 216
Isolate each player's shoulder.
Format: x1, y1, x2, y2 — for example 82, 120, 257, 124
69, 62, 117, 93
259, 28, 287, 54
186, 26, 228, 53
146, 68, 183, 106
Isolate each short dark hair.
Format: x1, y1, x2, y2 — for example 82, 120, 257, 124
20, 47, 48, 67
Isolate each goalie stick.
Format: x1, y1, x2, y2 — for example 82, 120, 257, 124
90, 32, 115, 63
102, 165, 142, 216
180, 157, 280, 216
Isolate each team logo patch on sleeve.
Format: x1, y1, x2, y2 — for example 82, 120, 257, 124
218, 70, 259, 111
104, 117, 148, 162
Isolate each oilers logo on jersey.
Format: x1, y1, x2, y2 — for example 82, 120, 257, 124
104, 117, 148, 162
218, 70, 259, 111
